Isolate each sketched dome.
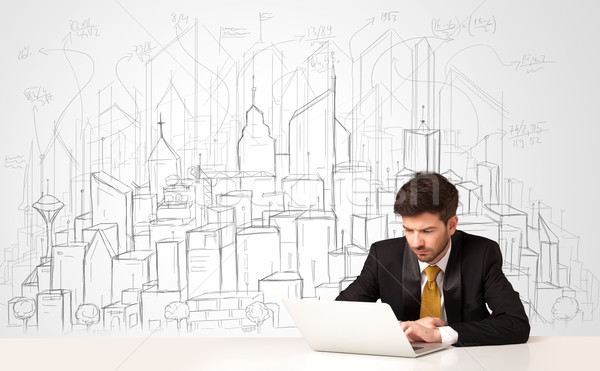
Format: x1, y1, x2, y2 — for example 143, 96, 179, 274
33, 195, 64, 211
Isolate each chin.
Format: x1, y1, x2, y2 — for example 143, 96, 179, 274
416, 255, 432, 262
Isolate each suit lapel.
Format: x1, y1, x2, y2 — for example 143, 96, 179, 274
444, 231, 463, 324
402, 240, 422, 320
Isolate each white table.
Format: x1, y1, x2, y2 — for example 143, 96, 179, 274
0, 336, 596, 370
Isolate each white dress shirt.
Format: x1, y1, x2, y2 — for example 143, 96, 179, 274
417, 242, 459, 344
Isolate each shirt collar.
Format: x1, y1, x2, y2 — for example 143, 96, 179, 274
418, 239, 452, 273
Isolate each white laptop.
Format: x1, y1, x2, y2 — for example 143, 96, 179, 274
282, 299, 451, 357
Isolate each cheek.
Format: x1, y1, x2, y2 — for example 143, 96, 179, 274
429, 234, 444, 247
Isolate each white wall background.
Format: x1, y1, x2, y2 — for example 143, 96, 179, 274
1, 0, 599, 337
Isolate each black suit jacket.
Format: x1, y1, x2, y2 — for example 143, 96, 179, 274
336, 230, 530, 346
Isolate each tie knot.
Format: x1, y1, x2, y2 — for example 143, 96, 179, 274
424, 265, 441, 282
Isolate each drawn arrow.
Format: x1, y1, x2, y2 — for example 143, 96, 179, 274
62, 32, 73, 46
38, 47, 95, 161
116, 54, 140, 116
369, 36, 449, 89
349, 17, 375, 61
237, 34, 310, 81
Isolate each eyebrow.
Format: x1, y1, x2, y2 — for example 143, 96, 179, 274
403, 226, 437, 231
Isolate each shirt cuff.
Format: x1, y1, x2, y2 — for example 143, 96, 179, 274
439, 326, 459, 344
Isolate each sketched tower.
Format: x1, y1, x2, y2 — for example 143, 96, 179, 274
148, 116, 181, 204
412, 38, 435, 131
403, 119, 440, 173
288, 54, 350, 210
403, 38, 440, 173
33, 193, 64, 258
237, 79, 276, 175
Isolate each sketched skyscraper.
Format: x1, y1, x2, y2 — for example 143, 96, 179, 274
37, 289, 72, 333
237, 80, 276, 175
288, 55, 351, 210
148, 116, 181, 204
90, 172, 133, 254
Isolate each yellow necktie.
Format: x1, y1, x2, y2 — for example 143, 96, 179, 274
420, 265, 442, 319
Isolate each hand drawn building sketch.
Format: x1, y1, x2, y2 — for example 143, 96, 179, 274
1, 0, 599, 337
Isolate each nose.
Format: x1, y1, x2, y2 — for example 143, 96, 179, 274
411, 232, 424, 247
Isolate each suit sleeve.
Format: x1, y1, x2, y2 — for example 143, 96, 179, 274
451, 243, 530, 346
335, 244, 380, 302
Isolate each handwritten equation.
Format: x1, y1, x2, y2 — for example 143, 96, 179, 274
24, 86, 52, 107
380, 11, 399, 22
513, 54, 555, 73
171, 13, 189, 31
309, 50, 337, 72
133, 41, 154, 62
306, 25, 333, 44
432, 15, 496, 38
17, 45, 31, 60
506, 121, 548, 149
69, 18, 100, 38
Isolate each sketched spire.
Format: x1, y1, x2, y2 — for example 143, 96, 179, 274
149, 114, 179, 161
237, 73, 276, 174
252, 75, 256, 107
158, 113, 165, 138
330, 51, 336, 93
148, 114, 181, 202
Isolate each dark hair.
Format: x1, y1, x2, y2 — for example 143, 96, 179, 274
393, 172, 459, 224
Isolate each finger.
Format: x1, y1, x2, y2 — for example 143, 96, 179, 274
421, 317, 446, 328
431, 317, 447, 327
405, 327, 423, 342
419, 318, 436, 327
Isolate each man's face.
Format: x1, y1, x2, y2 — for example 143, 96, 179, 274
402, 212, 458, 264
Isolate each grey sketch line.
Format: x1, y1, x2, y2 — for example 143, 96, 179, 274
1, 2, 598, 340
38, 46, 96, 158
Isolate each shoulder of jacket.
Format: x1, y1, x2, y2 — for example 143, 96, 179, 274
371, 237, 406, 251
456, 230, 499, 250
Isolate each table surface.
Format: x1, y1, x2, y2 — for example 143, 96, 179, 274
0, 335, 596, 370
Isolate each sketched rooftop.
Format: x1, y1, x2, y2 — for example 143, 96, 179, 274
261, 271, 302, 281
297, 209, 337, 220
114, 251, 155, 260
484, 204, 527, 216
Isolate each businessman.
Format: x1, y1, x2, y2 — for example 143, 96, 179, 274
336, 172, 530, 346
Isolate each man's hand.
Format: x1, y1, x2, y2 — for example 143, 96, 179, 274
399, 317, 446, 343
412, 317, 446, 329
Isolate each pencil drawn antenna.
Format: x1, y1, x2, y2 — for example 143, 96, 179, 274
331, 51, 336, 78
252, 75, 256, 106
419, 105, 428, 129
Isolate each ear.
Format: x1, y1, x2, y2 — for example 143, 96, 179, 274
447, 215, 459, 235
